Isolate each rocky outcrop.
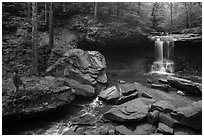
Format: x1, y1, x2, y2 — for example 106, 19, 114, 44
46, 49, 107, 97
103, 98, 155, 122
170, 100, 202, 131
2, 76, 75, 124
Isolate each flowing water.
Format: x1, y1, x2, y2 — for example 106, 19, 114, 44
3, 40, 202, 135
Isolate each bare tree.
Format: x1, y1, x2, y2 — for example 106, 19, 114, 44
49, 3, 54, 49
170, 2, 173, 32
27, 2, 31, 20
32, 2, 38, 74
45, 3, 48, 26
137, 2, 141, 15
94, 2, 98, 20
151, 2, 160, 29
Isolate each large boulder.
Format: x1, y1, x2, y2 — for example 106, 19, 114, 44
98, 86, 121, 101
103, 98, 155, 122
170, 100, 202, 131
46, 49, 107, 86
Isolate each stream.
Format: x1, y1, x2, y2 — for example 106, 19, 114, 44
3, 40, 202, 135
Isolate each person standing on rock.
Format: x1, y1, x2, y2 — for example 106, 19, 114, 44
12, 68, 25, 92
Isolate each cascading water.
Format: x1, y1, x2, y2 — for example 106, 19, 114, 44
151, 36, 174, 74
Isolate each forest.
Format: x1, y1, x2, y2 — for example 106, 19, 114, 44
2, 2, 202, 135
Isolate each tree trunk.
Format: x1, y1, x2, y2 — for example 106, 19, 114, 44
32, 2, 38, 75
188, 2, 192, 30
170, 2, 173, 32
137, 2, 141, 15
116, 2, 120, 20
49, 2, 54, 49
184, 2, 189, 29
27, 2, 31, 20
94, 2, 98, 20
45, 3, 48, 26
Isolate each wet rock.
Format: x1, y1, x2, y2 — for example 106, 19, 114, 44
134, 123, 156, 135
62, 126, 78, 135
146, 79, 153, 84
120, 83, 137, 96
64, 78, 95, 97
53, 86, 71, 93
142, 92, 152, 99
118, 80, 126, 84
151, 84, 169, 91
151, 100, 176, 113
168, 79, 202, 96
157, 123, 174, 135
159, 113, 179, 128
115, 125, 136, 135
98, 86, 120, 101
176, 90, 185, 96
147, 110, 160, 125
134, 82, 176, 101
104, 98, 155, 122
170, 100, 202, 131
158, 79, 168, 84
116, 91, 138, 105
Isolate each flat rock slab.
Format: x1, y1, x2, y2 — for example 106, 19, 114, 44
141, 92, 152, 99
104, 98, 155, 122
98, 86, 120, 101
167, 77, 202, 96
151, 84, 169, 91
116, 91, 138, 105
151, 100, 176, 113
157, 123, 174, 135
115, 125, 136, 135
134, 82, 176, 102
119, 83, 137, 96
134, 123, 156, 135
171, 100, 202, 131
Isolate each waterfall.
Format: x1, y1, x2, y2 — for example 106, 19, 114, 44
151, 36, 174, 74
